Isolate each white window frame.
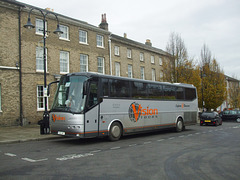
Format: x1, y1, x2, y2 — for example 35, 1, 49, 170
152, 68, 156, 81
97, 57, 105, 74
35, 18, 47, 35
115, 62, 120, 77
79, 30, 88, 44
80, 54, 88, 72
151, 55, 155, 64
59, 25, 69, 40
128, 64, 133, 78
114, 46, 120, 56
37, 85, 48, 111
140, 52, 144, 61
127, 49, 132, 59
60, 51, 69, 74
159, 57, 163, 66
160, 70, 164, 80
140, 66, 145, 80
36, 46, 47, 72
97, 34, 104, 48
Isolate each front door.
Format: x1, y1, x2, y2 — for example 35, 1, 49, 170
84, 79, 99, 137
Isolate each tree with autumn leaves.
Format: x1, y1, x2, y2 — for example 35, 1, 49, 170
200, 59, 226, 110
165, 32, 227, 110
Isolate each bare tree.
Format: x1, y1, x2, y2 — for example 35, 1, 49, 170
200, 43, 212, 67
166, 32, 188, 82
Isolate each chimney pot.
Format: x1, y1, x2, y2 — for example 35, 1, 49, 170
145, 39, 152, 46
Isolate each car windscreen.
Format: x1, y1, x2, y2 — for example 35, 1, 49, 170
201, 112, 215, 118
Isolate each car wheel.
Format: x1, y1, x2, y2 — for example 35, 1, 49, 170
237, 118, 240, 123
108, 122, 122, 141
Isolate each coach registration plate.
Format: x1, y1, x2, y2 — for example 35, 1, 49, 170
58, 131, 65, 135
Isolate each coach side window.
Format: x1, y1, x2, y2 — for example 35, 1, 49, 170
176, 87, 184, 100
132, 82, 148, 99
185, 88, 196, 100
102, 78, 109, 97
148, 84, 163, 99
109, 79, 130, 98
163, 85, 176, 100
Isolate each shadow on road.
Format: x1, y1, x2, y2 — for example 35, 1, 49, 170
50, 127, 196, 146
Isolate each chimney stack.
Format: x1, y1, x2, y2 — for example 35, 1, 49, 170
145, 39, 152, 46
99, 13, 108, 31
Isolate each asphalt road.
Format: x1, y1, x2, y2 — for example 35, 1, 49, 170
0, 122, 240, 180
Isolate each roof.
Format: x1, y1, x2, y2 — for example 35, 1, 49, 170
0, 0, 25, 7
111, 34, 170, 56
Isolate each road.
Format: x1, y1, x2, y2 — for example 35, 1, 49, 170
0, 122, 240, 180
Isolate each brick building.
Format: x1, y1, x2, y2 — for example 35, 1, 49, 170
0, 0, 171, 126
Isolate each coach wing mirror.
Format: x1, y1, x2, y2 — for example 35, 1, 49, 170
47, 81, 59, 96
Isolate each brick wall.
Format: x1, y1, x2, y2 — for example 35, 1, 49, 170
0, 5, 20, 126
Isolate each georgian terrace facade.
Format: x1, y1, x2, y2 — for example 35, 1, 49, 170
0, 0, 171, 126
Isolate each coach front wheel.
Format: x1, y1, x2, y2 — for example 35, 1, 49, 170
108, 122, 122, 141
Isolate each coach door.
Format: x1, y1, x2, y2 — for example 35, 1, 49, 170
84, 79, 99, 137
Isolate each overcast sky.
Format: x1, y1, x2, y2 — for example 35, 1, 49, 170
18, 0, 240, 79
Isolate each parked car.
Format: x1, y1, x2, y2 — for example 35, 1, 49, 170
200, 111, 222, 126
219, 110, 240, 122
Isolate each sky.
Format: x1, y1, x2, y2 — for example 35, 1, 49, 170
18, 0, 240, 79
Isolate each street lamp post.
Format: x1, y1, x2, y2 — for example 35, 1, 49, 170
24, 8, 63, 134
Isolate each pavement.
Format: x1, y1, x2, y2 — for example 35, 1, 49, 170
0, 124, 59, 144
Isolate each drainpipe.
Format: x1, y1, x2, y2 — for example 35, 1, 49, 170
108, 34, 112, 75
18, 7, 23, 126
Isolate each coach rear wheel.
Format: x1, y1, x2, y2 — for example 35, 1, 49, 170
109, 122, 122, 141
176, 118, 184, 132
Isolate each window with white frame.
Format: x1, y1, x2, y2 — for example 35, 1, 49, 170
128, 64, 133, 78
79, 30, 88, 44
152, 68, 156, 81
97, 34, 104, 47
36, 46, 47, 72
151, 55, 155, 64
80, 54, 88, 72
115, 62, 120, 76
59, 25, 69, 40
140, 66, 145, 80
114, 46, 120, 56
97, 57, 104, 74
37, 85, 48, 110
0, 84, 1, 111
160, 70, 164, 80
127, 49, 132, 58
140, 52, 144, 61
159, 57, 163, 66
60, 51, 69, 74
35, 18, 47, 35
